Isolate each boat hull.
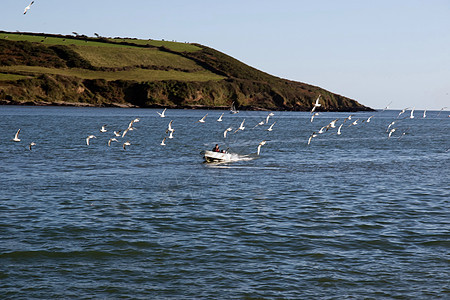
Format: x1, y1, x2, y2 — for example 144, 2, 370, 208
203, 150, 232, 163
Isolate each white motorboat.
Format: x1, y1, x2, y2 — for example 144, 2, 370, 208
203, 150, 233, 163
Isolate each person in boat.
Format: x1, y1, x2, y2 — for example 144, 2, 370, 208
212, 144, 220, 152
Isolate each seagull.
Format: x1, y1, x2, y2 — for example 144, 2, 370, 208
113, 130, 121, 137
337, 124, 343, 135
253, 120, 265, 129
265, 112, 274, 124
122, 126, 135, 138
386, 121, 396, 132
122, 141, 131, 150
410, 107, 415, 119
348, 119, 359, 127
230, 102, 239, 114
388, 128, 396, 138
318, 126, 327, 134
28, 142, 36, 151
257, 141, 266, 156
86, 135, 96, 145
397, 127, 410, 140
267, 122, 276, 131
100, 125, 107, 133
12, 129, 21, 142
168, 131, 174, 139
160, 137, 166, 146
223, 127, 232, 138
343, 115, 353, 123
157, 108, 167, 117
423, 109, 427, 118
307, 132, 317, 145
437, 107, 448, 117
166, 120, 174, 133
311, 95, 321, 113
196, 113, 208, 123
366, 115, 374, 123
398, 107, 409, 118
382, 101, 392, 111
108, 138, 118, 146
127, 118, 139, 129
23, 1, 34, 14
310, 112, 319, 122
329, 119, 339, 128
234, 119, 245, 133
217, 113, 224, 122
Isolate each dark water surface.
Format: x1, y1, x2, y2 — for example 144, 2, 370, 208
0, 106, 449, 299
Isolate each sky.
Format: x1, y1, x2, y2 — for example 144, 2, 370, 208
1, 0, 449, 110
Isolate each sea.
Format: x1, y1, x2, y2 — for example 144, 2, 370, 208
0, 106, 448, 299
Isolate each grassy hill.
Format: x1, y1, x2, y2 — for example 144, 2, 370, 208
0, 31, 372, 111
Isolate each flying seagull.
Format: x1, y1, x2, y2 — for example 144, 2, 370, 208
100, 125, 107, 133
310, 112, 319, 122
307, 132, 317, 145
166, 120, 174, 134
265, 112, 274, 124
253, 120, 265, 129
382, 101, 393, 111
410, 107, 415, 119
386, 121, 396, 132
28, 142, 36, 151
122, 126, 135, 138
343, 115, 353, 123
160, 137, 166, 146
388, 128, 396, 138
234, 119, 245, 133
437, 107, 448, 117
122, 141, 131, 150
398, 107, 409, 118
311, 95, 321, 113
230, 102, 239, 114
257, 141, 266, 156
196, 113, 208, 123
108, 138, 118, 146
223, 127, 232, 138
329, 119, 339, 128
217, 113, 224, 122
318, 126, 327, 134
12, 129, 21, 142
86, 135, 96, 145
23, 1, 34, 14
337, 124, 343, 135
267, 122, 276, 131
157, 108, 167, 118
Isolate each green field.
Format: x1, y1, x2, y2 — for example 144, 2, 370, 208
1, 33, 124, 47
72, 45, 202, 69
0, 65, 224, 82
0, 72, 29, 81
0, 33, 201, 52
108, 38, 202, 52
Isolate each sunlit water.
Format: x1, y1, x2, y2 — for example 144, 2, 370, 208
0, 106, 449, 299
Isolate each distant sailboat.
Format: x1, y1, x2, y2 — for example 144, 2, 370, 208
230, 102, 239, 114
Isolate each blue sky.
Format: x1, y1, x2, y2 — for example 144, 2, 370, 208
1, 0, 449, 110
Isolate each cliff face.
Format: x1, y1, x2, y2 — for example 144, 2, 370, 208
0, 32, 373, 111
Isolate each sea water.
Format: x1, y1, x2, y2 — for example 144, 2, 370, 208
0, 106, 448, 299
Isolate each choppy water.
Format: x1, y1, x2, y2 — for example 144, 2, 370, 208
0, 106, 449, 299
